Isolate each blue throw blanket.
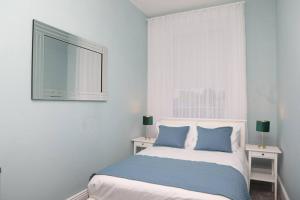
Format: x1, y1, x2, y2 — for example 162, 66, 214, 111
97, 155, 251, 200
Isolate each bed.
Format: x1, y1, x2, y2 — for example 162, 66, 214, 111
87, 119, 249, 200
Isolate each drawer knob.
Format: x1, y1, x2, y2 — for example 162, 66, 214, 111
262, 153, 264, 156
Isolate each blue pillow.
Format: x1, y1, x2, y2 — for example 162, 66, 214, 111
195, 126, 233, 153
154, 125, 189, 148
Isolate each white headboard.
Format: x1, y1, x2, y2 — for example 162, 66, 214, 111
157, 118, 247, 149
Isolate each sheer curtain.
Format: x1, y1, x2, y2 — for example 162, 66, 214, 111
148, 2, 247, 121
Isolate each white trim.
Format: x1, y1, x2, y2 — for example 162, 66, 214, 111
66, 189, 88, 200
278, 176, 290, 200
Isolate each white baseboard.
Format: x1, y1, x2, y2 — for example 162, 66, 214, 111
66, 189, 88, 200
278, 177, 290, 200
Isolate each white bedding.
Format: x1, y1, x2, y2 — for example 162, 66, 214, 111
88, 147, 249, 200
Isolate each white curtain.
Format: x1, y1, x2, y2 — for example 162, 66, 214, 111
148, 2, 247, 121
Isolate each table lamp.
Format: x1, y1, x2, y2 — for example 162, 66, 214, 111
143, 115, 153, 139
256, 120, 270, 149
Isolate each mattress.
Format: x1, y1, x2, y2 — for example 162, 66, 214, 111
88, 147, 249, 200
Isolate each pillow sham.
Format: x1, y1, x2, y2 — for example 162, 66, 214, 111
154, 125, 190, 148
195, 126, 233, 153
195, 123, 241, 151
155, 122, 196, 149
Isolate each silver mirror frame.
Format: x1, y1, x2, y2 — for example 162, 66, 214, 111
31, 20, 108, 101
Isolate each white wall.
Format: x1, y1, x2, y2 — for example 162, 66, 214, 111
0, 0, 147, 199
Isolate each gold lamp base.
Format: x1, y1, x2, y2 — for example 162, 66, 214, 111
257, 144, 267, 149
257, 132, 267, 149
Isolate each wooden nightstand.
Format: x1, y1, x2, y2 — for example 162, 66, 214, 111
246, 144, 282, 200
132, 137, 156, 155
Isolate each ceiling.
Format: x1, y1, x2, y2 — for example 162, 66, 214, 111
130, 0, 242, 17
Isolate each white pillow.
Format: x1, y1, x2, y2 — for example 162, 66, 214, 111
231, 127, 241, 152
155, 121, 197, 149
195, 123, 241, 152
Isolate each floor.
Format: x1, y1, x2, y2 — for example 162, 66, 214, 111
251, 181, 279, 200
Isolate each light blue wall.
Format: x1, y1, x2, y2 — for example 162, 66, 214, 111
245, 0, 278, 145
277, 0, 300, 199
0, 0, 147, 199
0, 0, 284, 199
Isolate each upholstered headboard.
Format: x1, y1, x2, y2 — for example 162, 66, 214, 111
157, 118, 247, 149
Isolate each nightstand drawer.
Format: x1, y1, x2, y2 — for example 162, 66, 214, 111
251, 151, 276, 159
135, 141, 153, 148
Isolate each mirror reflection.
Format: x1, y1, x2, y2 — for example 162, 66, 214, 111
32, 20, 107, 101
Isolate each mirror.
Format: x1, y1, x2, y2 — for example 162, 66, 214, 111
32, 20, 108, 101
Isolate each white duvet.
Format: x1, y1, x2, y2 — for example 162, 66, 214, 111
88, 147, 249, 200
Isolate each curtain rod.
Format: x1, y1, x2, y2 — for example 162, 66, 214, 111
147, 1, 245, 22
